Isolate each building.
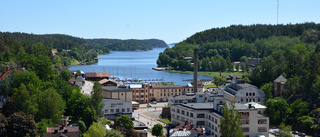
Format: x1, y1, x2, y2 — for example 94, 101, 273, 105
85, 72, 109, 81
43, 126, 79, 137
101, 86, 133, 101
170, 93, 269, 137
0, 66, 26, 80
69, 78, 83, 88
246, 57, 261, 67
223, 79, 266, 105
273, 75, 287, 96
99, 79, 122, 86
102, 98, 132, 120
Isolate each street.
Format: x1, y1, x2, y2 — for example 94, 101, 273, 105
132, 102, 168, 137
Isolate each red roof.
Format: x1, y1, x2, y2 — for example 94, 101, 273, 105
0, 67, 26, 80
69, 78, 83, 82
85, 72, 109, 78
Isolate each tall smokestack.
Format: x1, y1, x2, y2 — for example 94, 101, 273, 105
193, 48, 198, 93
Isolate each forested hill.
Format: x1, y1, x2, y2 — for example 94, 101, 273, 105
0, 32, 109, 67
184, 22, 320, 44
86, 38, 168, 51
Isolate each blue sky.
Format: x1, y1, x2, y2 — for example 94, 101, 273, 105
1, 0, 319, 43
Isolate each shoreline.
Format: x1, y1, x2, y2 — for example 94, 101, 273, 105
166, 69, 243, 78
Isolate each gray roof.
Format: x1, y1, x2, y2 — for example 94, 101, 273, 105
274, 75, 287, 83
235, 87, 265, 97
181, 103, 213, 110
172, 95, 195, 100
102, 86, 133, 92
237, 83, 255, 88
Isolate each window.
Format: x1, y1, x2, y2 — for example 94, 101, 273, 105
258, 98, 260, 102
241, 119, 249, 124
111, 109, 114, 113
181, 110, 185, 115
105, 109, 108, 113
253, 98, 255, 102
187, 112, 189, 116
140, 95, 144, 98
241, 98, 243, 102
242, 127, 249, 132
116, 109, 119, 112
136, 95, 139, 98
145, 95, 148, 97
215, 118, 217, 124
197, 114, 205, 118
258, 127, 267, 132
258, 119, 267, 124
190, 113, 193, 117
177, 109, 180, 113
199, 95, 203, 98
241, 112, 250, 118
249, 93, 252, 96
246, 93, 248, 96
127, 108, 130, 112
198, 121, 205, 125
122, 108, 125, 112
141, 90, 144, 92
253, 93, 255, 96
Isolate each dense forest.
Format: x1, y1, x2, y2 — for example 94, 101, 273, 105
86, 38, 168, 51
0, 33, 108, 136
158, 22, 320, 136
0, 32, 108, 67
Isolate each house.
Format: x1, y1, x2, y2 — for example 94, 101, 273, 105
273, 75, 287, 96
69, 78, 83, 88
170, 92, 269, 137
85, 72, 109, 81
0, 66, 26, 80
43, 126, 79, 137
102, 98, 132, 120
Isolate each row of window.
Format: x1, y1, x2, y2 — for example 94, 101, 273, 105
246, 92, 255, 96
242, 127, 267, 132
240, 98, 261, 102
105, 108, 131, 113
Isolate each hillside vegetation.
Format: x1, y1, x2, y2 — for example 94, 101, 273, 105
157, 22, 320, 136
86, 38, 168, 51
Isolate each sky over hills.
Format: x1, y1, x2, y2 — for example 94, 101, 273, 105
1, 0, 319, 43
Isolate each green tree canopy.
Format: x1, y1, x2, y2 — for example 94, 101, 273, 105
83, 122, 106, 137
264, 97, 290, 126
213, 76, 226, 87
106, 130, 124, 137
6, 111, 38, 137
60, 69, 71, 81
219, 103, 244, 137
260, 82, 273, 101
114, 115, 134, 130
152, 123, 164, 137
91, 81, 104, 116
37, 119, 54, 137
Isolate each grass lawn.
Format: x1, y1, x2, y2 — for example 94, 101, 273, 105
204, 84, 218, 89
70, 59, 79, 66
158, 118, 171, 124
166, 70, 243, 78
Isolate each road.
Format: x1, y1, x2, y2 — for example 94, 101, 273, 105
132, 102, 168, 137
82, 80, 93, 95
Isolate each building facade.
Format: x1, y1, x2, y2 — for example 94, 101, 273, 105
223, 79, 266, 105
170, 93, 269, 137
102, 99, 132, 120
85, 72, 109, 81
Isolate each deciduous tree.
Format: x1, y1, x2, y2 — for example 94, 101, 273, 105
6, 111, 38, 137
152, 123, 164, 137
83, 122, 106, 137
114, 115, 134, 130
219, 103, 244, 137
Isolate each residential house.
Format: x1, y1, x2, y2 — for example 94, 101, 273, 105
69, 78, 83, 88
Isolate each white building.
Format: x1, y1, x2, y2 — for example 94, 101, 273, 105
223, 79, 266, 105
170, 93, 269, 137
102, 99, 132, 120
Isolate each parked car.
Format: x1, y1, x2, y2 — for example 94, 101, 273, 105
147, 103, 152, 107
151, 101, 157, 104
272, 131, 280, 136
130, 117, 135, 121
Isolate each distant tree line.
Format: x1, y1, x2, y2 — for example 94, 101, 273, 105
86, 38, 168, 51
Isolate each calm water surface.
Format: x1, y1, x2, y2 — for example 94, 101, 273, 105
68, 45, 212, 85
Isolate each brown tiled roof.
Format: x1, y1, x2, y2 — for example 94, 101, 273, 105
69, 78, 83, 82
0, 67, 26, 80
85, 72, 109, 77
